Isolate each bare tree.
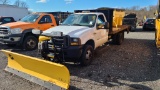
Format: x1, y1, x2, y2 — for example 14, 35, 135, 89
0, 0, 10, 4
14, 0, 28, 8
14, 0, 21, 7
125, 5, 157, 22
20, 1, 28, 8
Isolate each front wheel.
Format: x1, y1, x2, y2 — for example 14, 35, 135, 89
80, 45, 94, 66
22, 35, 38, 51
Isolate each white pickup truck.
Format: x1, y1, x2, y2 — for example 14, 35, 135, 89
36, 8, 130, 66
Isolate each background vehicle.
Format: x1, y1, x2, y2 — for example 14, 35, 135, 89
143, 18, 155, 30
123, 13, 137, 31
0, 16, 15, 25
38, 7, 131, 66
0, 4, 29, 21
0, 13, 57, 50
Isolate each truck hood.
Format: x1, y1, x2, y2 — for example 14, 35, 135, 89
1, 21, 33, 29
43, 26, 92, 37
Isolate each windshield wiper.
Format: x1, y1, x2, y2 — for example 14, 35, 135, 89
60, 24, 71, 26
73, 24, 82, 26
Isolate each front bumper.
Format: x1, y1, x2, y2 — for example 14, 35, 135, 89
0, 34, 22, 44
62, 45, 83, 60
39, 41, 83, 61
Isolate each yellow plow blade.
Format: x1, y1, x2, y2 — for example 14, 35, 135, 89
1, 50, 70, 90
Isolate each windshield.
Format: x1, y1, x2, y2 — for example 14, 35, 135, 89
61, 14, 97, 27
20, 14, 40, 23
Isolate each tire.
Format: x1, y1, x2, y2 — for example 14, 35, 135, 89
80, 45, 94, 66
112, 31, 124, 45
22, 35, 38, 51
40, 41, 50, 60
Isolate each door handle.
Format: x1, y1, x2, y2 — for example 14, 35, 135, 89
51, 25, 54, 26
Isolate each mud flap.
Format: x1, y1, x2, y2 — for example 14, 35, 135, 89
1, 50, 70, 90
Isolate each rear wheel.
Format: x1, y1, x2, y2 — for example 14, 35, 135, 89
112, 31, 124, 45
22, 35, 38, 51
80, 45, 94, 66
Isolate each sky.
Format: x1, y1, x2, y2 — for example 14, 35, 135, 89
10, 0, 158, 12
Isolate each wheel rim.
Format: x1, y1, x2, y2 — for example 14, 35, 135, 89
86, 49, 92, 60
27, 39, 36, 49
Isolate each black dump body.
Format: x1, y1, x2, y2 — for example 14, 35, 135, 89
123, 13, 137, 26
45, 12, 72, 25
74, 7, 125, 32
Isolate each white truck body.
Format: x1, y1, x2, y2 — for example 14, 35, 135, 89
43, 13, 109, 49
0, 4, 29, 21
39, 10, 129, 66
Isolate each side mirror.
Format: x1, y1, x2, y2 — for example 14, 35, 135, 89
104, 22, 109, 29
0, 22, 2, 25
32, 29, 42, 35
96, 22, 109, 29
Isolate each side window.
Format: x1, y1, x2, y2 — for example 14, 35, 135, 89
97, 15, 105, 24
39, 15, 52, 23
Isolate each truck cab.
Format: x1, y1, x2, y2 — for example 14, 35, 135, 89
38, 8, 130, 66
0, 13, 57, 50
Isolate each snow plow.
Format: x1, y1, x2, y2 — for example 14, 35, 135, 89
1, 50, 70, 90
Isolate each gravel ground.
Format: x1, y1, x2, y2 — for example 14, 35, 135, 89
0, 26, 160, 90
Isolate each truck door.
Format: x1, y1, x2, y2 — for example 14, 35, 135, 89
94, 15, 108, 47
38, 15, 55, 31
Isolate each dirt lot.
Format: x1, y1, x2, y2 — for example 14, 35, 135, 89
0, 27, 160, 90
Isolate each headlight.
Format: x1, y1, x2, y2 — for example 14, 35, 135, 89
70, 38, 81, 45
10, 28, 22, 34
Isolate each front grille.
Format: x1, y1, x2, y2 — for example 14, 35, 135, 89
0, 27, 9, 35
51, 35, 70, 48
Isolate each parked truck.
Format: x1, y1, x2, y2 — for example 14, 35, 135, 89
0, 4, 29, 21
123, 13, 137, 31
37, 8, 131, 66
0, 13, 58, 50
0, 16, 15, 25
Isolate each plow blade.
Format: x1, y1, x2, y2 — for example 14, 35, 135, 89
1, 50, 70, 90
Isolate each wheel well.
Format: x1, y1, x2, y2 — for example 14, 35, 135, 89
24, 32, 38, 39
85, 40, 95, 49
